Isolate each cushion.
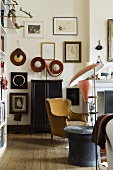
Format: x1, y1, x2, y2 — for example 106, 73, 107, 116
67, 120, 89, 126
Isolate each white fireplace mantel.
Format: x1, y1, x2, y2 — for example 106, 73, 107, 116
94, 80, 113, 92
86, 80, 113, 125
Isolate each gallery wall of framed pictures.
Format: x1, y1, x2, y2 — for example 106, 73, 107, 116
9, 15, 81, 121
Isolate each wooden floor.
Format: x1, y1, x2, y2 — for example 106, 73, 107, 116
0, 133, 102, 170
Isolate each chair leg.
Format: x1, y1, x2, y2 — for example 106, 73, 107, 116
51, 133, 53, 142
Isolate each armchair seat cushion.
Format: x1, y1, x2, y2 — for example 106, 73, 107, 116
67, 120, 89, 126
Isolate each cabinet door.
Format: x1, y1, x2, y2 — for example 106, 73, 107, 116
46, 81, 62, 98
31, 80, 62, 132
31, 82, 46, 128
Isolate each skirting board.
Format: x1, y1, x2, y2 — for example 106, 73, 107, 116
7, 125, 31, 134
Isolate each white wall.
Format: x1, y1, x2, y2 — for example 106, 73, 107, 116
7, 0, 89, 125
90, 0, 113, 72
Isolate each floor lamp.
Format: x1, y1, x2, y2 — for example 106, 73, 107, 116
69, 63, 104, 170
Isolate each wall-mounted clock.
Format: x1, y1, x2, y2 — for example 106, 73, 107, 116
11, 72, 28, 89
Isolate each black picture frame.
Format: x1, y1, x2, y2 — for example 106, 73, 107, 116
66, 88, 79, 105
64, 41, 81, 63
10, 93, 28, 114
53, 17, 78, 35
11, 72, 28, 89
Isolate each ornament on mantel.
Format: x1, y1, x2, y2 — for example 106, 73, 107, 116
96, 56, 102, 64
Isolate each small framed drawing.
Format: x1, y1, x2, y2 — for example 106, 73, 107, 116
53, 17, 78, 35
41, 42, 55, 60
11, 72, 28, 89
24, 21, 44, 38
66, 88, 79, 105
10, 93, 28, 114
64, 41, 81, 63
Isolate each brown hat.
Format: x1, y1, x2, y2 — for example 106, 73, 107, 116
10, 48, 26, 66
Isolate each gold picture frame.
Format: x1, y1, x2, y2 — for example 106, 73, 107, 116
107, 19, 113, 61
41, 42, 55, 60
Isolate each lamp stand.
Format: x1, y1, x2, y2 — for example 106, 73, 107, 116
94, 67, 99, 170
69, 63, 104, 170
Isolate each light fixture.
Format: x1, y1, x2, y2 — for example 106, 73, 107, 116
95, 40, 103, 64
69, 63, 104, 170
95, 40, 103, 50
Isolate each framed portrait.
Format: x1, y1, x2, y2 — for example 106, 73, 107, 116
24, 21, 44, 38
107, 19, 113, 61
41, 42, 55, 60
64, 41, 81, 63
11, 72, 28, 89
66, 88, 79, 105
53, 17, 78, 35
10, 93, 28, 114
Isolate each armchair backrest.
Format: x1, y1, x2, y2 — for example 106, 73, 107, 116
46, 98, 72, 116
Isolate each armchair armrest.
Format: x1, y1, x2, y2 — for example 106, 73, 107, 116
50, 113, 69, 119
68, 111, 89, 122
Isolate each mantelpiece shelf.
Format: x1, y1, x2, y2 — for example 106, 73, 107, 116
83, 80, 113, 125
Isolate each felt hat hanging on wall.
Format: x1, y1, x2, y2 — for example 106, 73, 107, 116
30, 57, 64, 77
10, 48, 26, 66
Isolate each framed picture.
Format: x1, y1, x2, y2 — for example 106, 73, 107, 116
24, 21, 44, 38
53, 17, 78, 35
64, 41, 81, 63
107, 19, 113, 61
41, 42, 55, 60
11, 72, 28, 89
66, 88, 79, 105
10, 93, 28, 114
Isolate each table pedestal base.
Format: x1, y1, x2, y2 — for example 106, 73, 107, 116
64, 126, 100, 167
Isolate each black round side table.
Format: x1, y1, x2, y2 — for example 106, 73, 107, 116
64, 126, 100, 167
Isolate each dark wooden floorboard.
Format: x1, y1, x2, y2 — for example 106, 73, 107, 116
0, 133, 101, 170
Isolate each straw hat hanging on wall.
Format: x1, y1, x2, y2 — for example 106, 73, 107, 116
10, 48, 26, 66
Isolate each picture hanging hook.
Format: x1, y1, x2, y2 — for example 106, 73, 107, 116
17, 40, 20, 48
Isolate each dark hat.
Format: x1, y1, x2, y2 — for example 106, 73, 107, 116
10, 48, 26, 66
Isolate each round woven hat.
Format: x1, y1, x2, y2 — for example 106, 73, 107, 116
10, 48, 26, 66
30, 57, 45, 72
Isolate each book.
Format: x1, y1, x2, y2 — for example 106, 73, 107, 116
1, 36, 4, 52
0, 126, 4, 147
1, 10, 4, 27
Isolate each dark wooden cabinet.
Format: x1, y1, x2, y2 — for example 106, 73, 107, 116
31, 80, 63, 133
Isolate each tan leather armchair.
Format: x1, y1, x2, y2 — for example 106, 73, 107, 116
46, 98, 89, 140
